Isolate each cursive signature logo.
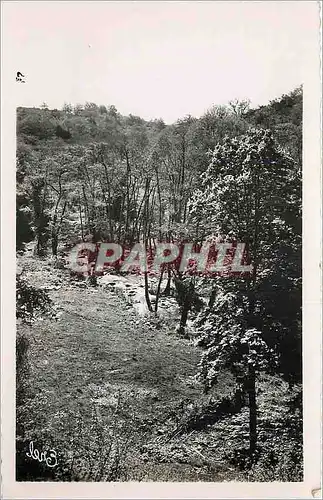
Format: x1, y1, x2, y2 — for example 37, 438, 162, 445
26, 441, 58, 468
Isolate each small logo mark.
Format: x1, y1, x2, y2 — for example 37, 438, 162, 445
16, 71, 26, 83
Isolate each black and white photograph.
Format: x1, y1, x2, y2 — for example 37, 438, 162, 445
1, 1, 322, 498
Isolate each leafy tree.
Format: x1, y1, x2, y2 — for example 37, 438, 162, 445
229, 98, 251, 117
62, 103, 73, 114
246, 87, 302, 164
55, 124, 71, 140
16, 274, 52, 323
189, 127, 301, 455
17, 108, 56, 143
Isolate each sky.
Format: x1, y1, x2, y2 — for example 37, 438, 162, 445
2, 1, 319, 123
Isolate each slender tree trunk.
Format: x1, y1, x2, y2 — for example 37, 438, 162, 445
179, 306, 189, 337
155, 166, 163, 238
118, 198, 124, 243
183, 198, 188, 223
142, 178, 153, 313
100, 155, 114, 241
178, 279, 194, 338
32, 181, 49, 256
78, 196, 84, 241
208, 287, 217, 308
124, 149, 131, 243
82, 185, 91, 234
163, 268, 172, 296
246, 365, 257, 455
154, 266, 165, 313
144, 271, 153, 312
51, 233, 58, 256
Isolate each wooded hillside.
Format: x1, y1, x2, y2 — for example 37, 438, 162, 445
16, 87, 303, 481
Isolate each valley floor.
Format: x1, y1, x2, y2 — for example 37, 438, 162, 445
16, 252, 302, 482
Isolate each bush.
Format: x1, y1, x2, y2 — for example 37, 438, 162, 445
16, 330, 31, 407
167, 388, 245, 439
16, 274, 52, 323
246, 439, 303, 481
16, 396, 136, 481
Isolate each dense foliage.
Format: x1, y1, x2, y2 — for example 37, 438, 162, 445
16, 88, 301, 250
16, 274, 52, 323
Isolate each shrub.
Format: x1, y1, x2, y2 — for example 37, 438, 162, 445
16, 397, 136, 481
16, 274, 52, 323
246, 439, 303, 481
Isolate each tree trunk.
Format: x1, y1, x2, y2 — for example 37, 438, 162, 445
178, 305, 189, 337
178, 280, 194, 338
155, 166, 162, 238
144, 272, 153, 312
124, 149, 131, 244
163, 268, 172, 296
208, 287, 217, 308
32, 181, 49, 256
51, 233, 58, 256
154, 267, 165, 313
246, 365, 257, 455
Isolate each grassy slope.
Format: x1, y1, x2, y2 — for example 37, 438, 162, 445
17, 253, 240, 481
17, 252, 302, 482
